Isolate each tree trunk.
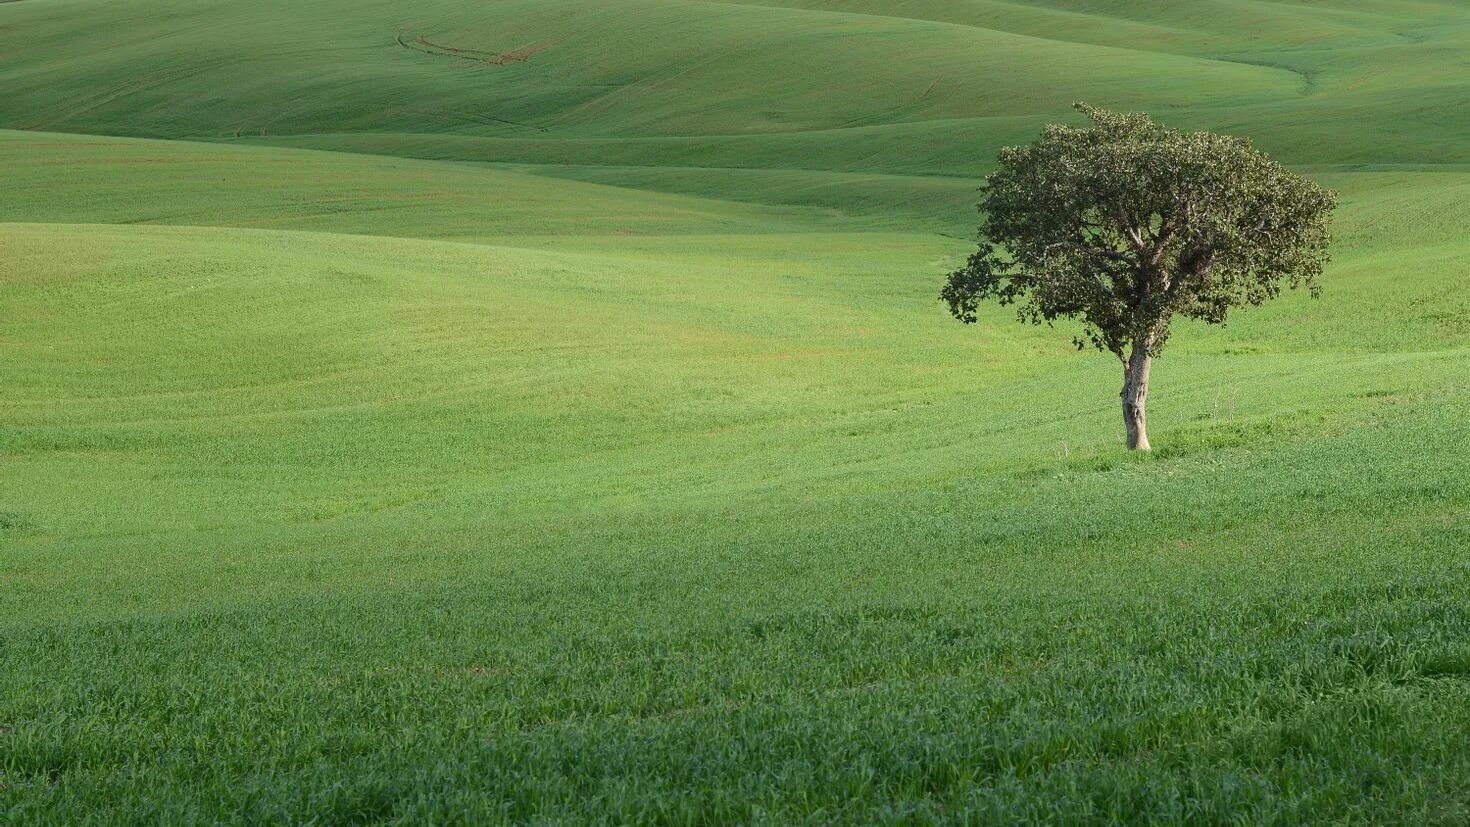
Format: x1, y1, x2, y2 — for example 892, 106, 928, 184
1121, 344, 1152, 451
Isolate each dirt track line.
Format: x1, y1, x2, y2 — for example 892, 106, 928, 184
397, 32, 482, 64
396, 31, 554, 66
417, 35, 499, 58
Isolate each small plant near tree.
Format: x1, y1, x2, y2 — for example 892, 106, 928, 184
943, 104, 1336, 450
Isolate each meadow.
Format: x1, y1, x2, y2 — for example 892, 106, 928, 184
1, 0, 1468, 822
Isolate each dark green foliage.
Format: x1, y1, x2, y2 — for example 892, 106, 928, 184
944, 105, 1336, 359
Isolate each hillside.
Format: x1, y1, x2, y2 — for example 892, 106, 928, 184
1, 1, 1468, 822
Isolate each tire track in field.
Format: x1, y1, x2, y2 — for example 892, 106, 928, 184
395, 31, 553, 66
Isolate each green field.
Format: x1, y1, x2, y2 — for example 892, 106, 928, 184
2, 0, 1469, 822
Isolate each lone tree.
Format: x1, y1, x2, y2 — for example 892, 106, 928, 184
942, 105, 1335, 450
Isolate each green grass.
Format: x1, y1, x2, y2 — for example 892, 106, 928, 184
2, 0, 1469, 822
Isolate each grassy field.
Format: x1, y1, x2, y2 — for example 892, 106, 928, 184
2, 0, 1469, 822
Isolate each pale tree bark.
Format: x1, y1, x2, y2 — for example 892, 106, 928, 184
1121, 341, 1152, 451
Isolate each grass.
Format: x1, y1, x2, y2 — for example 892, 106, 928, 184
1, 0, 1469, 822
